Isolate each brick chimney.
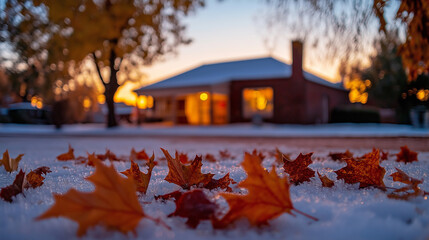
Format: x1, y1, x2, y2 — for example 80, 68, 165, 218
291, 40, 303, 80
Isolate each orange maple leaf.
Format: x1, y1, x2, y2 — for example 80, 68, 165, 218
26, 166, 51, 188
36, 159, 147, 236
387, 168, 427, 200
204, 153, 217, 162
161, 148, 214, 189
121, 154, 156, 194
0, 150, 24, 172
214, 153, 300, 228
0, 170, 25, 202
396, 145, 418, 163
283, 153, 315, 184
204, 173, 236, 192
56, 145, 75, 161
130, 148, 149, 161
328, 150, 353, 161
317, 171, 334, 188
96, 149, 120, 161
335, 149, 386, 188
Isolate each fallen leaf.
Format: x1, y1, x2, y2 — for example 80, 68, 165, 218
56, 145, 75, 161
396, 145, 418, 163
25, 166, 51, 189
204, 153, 217, 162
387, 168, 427, 200
335, 149, 386, 188
275, 148, 290, 164
87, 152, 100, 167
121, 154, 156, 194
328, 150, 353, 161
178, 152, 189, 164
317, 171, 334, 188
219, 149, 233, 160
283, 153, 315, 184
162, 148, 214, 189
168, 189, 217, 228
36, 159, 147, 236
0, 150, 24, 172
214, 152, 296, 228
204, 173, 236, 192
130, 148, 149, 161
381, 150, 389, 161
96, 149, 120, 161
155, 190, 183, 202
0, 170, 25, 202
251, 149, 265, 162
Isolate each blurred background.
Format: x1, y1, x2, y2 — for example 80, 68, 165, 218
0, 0, 428, 128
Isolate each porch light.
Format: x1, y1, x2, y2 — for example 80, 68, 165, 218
200, 92, 208, 101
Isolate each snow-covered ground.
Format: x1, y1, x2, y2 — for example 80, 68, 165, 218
1, 136, 429, 240
0, 122, 428, 138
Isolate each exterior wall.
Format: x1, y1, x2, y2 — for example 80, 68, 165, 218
305, 81, 348, 123
229, 77, 308, 123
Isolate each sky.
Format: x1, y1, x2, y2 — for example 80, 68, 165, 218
115, 0, 343, 104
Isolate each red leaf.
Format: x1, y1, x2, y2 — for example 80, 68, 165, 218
1, 170, 25, 202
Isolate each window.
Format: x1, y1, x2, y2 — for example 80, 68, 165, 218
242, 87, 274, 118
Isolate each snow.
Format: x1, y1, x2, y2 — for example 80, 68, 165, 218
1, 136, 429, 240
0, 123, 428, 138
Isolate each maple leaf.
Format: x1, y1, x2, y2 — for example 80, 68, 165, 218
387, 168, 427, 200
26, 166, 51, 189
168, 189, 218, 228
178, 152, 189, 164
283, 153, 315, 184
317, 171, 334, 188
251, 149, 265, 162
36, 159, 147, 236
214, 153, 314, 228
0, 170, 25, 202
130, 148, 149, 161
162, 148, 214, 190
0, 150, 24, 172
396, 145, 418, 163
204, 173, 236, 192
121, 154, 156, 194
204, 153, 217, 162
155, 190, 184, 202
328, 150, 353, 161
274, 148, 290, 164
380, 150, 389, 161
335, 149, 386, 188
56, 145, 75, 161
96, 149, 120, 161
219, 149, 233, 160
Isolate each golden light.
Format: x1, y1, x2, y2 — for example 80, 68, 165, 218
97, 95, 105, 104
416, 89, 429, 101
137, 95, 147, 109
83, 97, 92, 110
255, 94, 268, 110
147, 96, 154, 108
199, 92, 208, 101
36, 101, 43, 109
31, 97, 38, 107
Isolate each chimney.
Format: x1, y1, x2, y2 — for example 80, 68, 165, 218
291, 40, 303, 79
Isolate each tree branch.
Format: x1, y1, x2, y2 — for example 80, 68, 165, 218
92, 52, 106, 86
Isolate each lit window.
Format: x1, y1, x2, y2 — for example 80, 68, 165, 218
242, 87, 273, 118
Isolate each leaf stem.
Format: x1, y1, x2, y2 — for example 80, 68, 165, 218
293, 208, 318, 221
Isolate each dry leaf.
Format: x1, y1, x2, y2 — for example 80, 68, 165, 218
168, 189, 217, 228
1, 150, 24, 172
219, 149, 233, 160
317, 171, 334, 188
335, 149, 386, 188
283, 153, 315, 184
204, 154, 217, 162
387, 168, 427, 200
155, 190, 184, 202
204, 173, 236, 192
328, 150, 353, 161
396, 145, 418, 163
251, 149, 265, 162
381, 150, 389, 161
130, 148, 149, 161
275, 148, 290, 164
214, 152, 295, 228
96, 149, 120, 161
178, 152, 189, 164
36, 159, 147, 236
0, 170, 25, 202
26, 166, 51, 188
121, 154, 155, 194
56, 145, 75, 161
162, 148, 214, 190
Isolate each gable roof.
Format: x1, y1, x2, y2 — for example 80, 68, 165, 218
136, 57, 343, 93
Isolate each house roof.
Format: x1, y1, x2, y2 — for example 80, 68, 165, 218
136, 57, 343, 93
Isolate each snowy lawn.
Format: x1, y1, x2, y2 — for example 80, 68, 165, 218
1, 136, 429, 240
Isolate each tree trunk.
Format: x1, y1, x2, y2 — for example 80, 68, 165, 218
105, 82, 118, 128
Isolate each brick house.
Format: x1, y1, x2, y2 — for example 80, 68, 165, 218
135, 41, 348, 125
